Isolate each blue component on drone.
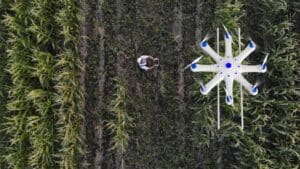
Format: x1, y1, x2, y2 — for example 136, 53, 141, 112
226, 96, 231, 102
225, 62, 232, 68
225, 32, 230, 39
191, 63, 197, 69
200, 85, 206, 92
252, 86, 258, 93
249, 40, 254, 48
262, 64, 267, 70
202, 40, 208, 47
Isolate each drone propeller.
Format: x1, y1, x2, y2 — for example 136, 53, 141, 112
224, 87, 234, 106
223, 25, 230, 38
249, 82, 261, 95
255, 81, 261, 87
199, 81, 206, 93
261, 54, 269, 72
222, 24, 228, 32
263, 53, 268, 63
184, 56, 203, 70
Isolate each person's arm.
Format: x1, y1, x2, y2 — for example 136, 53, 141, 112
148, 55, 155, 60
147, 64, 158, 70
148, 56, 159, 64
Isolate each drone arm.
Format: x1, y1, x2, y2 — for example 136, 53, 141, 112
235, 75, 258, 95
190, 64, 218, 72
200, 40, 222, 62
225, 77, 234, 105
239, 65, 266, 73
235, 40, 256, 63
200, 74, 224, 95
225, 31, 233, 58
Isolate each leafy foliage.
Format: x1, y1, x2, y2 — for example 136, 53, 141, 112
0, 0, 298, 169
54, 0, 83, 168
107, 79, 133, 168
250, 0, 299, 168
2, 0, 83, 169
0, 0, 10, 168
4, 1, 35, 168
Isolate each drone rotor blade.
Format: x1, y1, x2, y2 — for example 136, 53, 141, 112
193, 56, 203, 63
184, 56, 203, 70
222, 24, 228, 32
263, 53, 268, 65
184, 64, 191, 70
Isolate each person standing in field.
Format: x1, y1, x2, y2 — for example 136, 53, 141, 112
137, 55, 159, 71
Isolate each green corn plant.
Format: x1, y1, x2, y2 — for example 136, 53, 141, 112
214, 0, 245, 30
221, 0, 299, 168
106, 79, 133, 169
3, 1, 36, 168
25, 1, 61, 168
0, 0, 10, 168
254, 0, 299, 168
54, 0, 84, 168
3, 0, 61, 168
4, 0, 83, 168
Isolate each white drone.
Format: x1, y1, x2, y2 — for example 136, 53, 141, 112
186, 27, 268, 129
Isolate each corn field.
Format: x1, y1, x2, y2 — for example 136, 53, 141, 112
0, 0, 299, 169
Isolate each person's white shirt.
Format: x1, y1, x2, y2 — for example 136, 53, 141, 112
137, 55, 150, 70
